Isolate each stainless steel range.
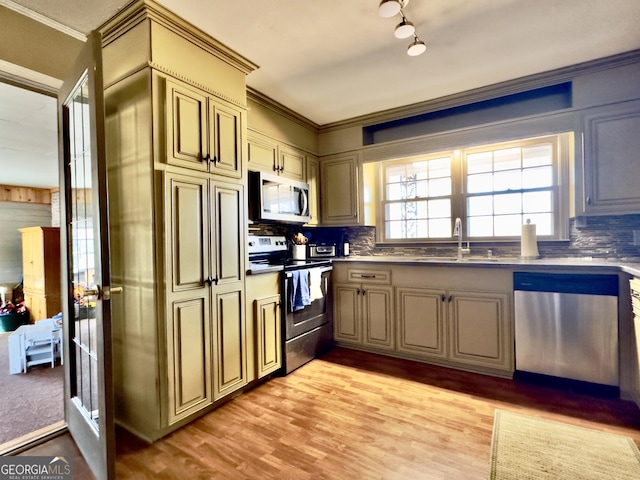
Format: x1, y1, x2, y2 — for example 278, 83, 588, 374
248, 235, 334, 374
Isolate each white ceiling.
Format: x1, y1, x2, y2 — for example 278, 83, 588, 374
2, 0, 640, 188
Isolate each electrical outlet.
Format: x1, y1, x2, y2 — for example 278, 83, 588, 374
634, 230, 640, 246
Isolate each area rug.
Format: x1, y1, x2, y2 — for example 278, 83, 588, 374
489, 409, 640, 479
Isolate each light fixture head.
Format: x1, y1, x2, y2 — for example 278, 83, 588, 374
407, 37, 426, 56
394, 18, 415, 39
378, 0, 407, 18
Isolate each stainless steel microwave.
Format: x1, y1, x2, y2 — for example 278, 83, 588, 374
249, 171, 311, 224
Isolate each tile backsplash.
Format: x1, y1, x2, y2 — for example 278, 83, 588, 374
255, 213, 640, 260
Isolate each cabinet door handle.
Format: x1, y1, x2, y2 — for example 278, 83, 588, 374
362, 289, 366, 296
360, 274, 376, 279
213, 155, 219, 164
441, 294, 446, 302
203, 154, 210, 164
586, 196, 591, 205
448, 295, 453, 302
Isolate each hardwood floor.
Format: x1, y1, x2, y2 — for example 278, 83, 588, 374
22, 347, 640, 479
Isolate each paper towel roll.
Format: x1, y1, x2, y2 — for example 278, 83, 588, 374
521, 219, 539, 259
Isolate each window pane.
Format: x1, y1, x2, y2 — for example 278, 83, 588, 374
416, 200, 429, 218
525, 213, 553, 236
494, 193, 522, 214
494, 147, 521, 171
386, 183, 403, 201
467, 173, 493, 193
494, 214, 522, 236
523, 166, 553, 188
386, 202, 403, 220
428, 198, 451, 218
386, 220, 405, 239
494, 170, 521, 191
429, 158, 451, 178
467, 152, 492, 174
429, 218, 451, 238
523, 191, 552, 213
523, 144, 552, 168
407, 161, 427, 180
428, 177, 451, 197
468, 195, 493, 216
386, 165, 406, 183
469, 216, 493, 237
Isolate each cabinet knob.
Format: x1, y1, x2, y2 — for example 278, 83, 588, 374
448, 295, 453, 303
441, 294, 446, 302
586, 196, 592, 206
203, 154, 210, 163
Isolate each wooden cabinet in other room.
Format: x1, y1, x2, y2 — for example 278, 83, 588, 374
246, 272, 282, 379
334, 268, 394, 351
20, 227, 61, 321
321, 153, 360, 225
164, 172, 246, 424
166, 79, 243, 179
578, 99, 640, 215
247, 130, 305, 181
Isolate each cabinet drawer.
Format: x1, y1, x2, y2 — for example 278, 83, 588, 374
347, 269, 391, 284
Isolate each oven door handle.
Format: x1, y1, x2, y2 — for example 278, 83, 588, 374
285, 266, 332, 278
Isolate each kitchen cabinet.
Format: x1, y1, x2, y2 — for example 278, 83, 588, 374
164, 172, 246, 423
246, 272, 282, 380
630, 277, 640, 406
334, 268, 394, 351
100, 1, 253, 441
166, 78, 243, 179
306, 154, 320, 225
577, 99, 640, 215
20, 227, 61, 321
247, 130, 305, 181
333, 263, 513, 376
321, 153, 360, 225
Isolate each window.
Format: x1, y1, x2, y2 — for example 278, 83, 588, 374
372, 134, 568, 242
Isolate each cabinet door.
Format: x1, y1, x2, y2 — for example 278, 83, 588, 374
321, 154, 359, 225
247, 131, 278, 174
396, 287, 446, 359
210, 181, 244, 285
255, 294, 282, 378
306, 154, 320, 225
279, 145, 305, 181
209, 100, 242, 179
167, 297, 212, 423
334, 283, 361, 344
164, 173, 212, 423
447, 290, 512, 372
166, 80, 207, 172
213, 286, 247, 399
362, 285, 394, 351
581, 101, 640, 215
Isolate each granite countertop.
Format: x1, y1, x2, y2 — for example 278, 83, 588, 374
332, 255, 640, 277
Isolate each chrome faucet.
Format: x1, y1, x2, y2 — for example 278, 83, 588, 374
453, 217, 470, 260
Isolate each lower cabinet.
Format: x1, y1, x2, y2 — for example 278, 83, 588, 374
630, 277, 640, 406
334, 263, 514, 377
246, 272, 282, 380
334, 283, 394, 351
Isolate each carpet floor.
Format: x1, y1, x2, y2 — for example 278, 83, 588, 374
0, 332, 64, 446
490, 409, 640, 479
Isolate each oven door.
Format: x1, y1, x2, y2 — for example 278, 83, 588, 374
284, 266, 332, 340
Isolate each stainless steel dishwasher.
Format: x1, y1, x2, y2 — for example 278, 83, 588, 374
514, 272, 619, 387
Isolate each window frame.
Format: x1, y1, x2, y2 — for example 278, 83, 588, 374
372, 133, 571, 244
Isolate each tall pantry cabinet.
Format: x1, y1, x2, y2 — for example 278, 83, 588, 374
99, 0, 257, 441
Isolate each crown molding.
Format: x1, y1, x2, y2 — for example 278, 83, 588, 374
0, 0, 86, 41
247, 87, 319, 133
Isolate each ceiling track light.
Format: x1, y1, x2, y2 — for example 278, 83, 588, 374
378, 0, 425, 56
407, 35, 426, 56
378, 0, 408, 18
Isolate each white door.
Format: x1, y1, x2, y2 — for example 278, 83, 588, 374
58, 31, 116, 480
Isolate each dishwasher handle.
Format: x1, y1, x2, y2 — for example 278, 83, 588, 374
513, 272, 618, 296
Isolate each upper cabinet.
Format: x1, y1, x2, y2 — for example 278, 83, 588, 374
306, 154, 320, 225
577, 99, 640, 216
166, 78, 243, 179
247, 130, 305, 181
321, 153, 360, 225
